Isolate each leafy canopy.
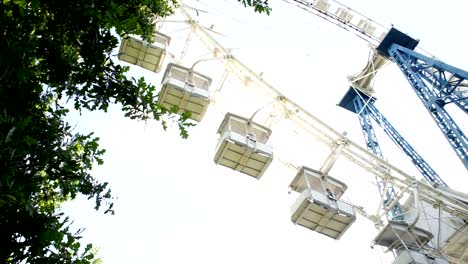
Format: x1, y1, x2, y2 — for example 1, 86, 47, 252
0, 0, 270, 262
237, 0, 271, 14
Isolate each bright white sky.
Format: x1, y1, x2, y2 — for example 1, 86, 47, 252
63, 0, 468, 263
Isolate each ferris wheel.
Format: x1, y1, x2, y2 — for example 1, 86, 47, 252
115, 1, 468, 263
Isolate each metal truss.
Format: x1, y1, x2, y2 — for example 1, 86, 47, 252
353, 96, 404, 221
364, 100, 446, 186
180, 6, 468, 221
388, 44, 468, 169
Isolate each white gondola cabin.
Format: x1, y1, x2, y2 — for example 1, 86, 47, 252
335, 8, 353, 23
158, 63, 212, 122
373, 221, 434, 250
214, 113, 273, 179
312, 0, 330, 12
357, 19, 376, 36
289, 167, 355, 239
401, 193, 468, 263
118, 32, 171, 73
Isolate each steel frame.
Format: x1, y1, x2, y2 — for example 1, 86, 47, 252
365, 102, 446, 186
388, 44, 468, 169
353, 96, 404, 221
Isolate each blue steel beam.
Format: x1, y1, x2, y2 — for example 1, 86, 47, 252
353, 96, 384, 159
418, 70, 467, 114
353, 96, 405, 221
365, 102, 447, 186
396, 47, 468, 113
388, 44, 468, 169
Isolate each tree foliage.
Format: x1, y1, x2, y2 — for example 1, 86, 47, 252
0, 0, 182, 262
0, 0, 270, 262
237, 0, 271, 14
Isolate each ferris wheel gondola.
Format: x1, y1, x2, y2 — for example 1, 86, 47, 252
115, 2, 468, 263
175, 3, 468, 263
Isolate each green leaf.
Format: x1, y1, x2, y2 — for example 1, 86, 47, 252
5, 126, 15, 143
0, 0, 263, 261
5, 194, 16, 201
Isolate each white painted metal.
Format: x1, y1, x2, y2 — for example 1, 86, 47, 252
402, 195, 468, 263
373, 221, 434, 250
175, 4, 468, 264
313, 0, 330, 12
286, 0, 388, 47
214, 113, 273, 179
357, 19, 376, 36
118, 33, 170, 73
289, 166, 354, 239
290, 188, 356, 239
158, 63, 212, 121
335, 7, 353, 23
393, 250, 449, 264
179, 6, 468, 224
349, 51, 389, 96
289, 166, 347, 199
319, 140, 346, 174
442, 225, 468, 264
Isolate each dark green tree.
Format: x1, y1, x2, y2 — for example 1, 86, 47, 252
0, 0, 270, 262
237, 0, 271, 14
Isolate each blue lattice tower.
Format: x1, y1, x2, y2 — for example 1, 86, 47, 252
341, 88, 410, 220
352, 94, 404, 221
340, 88, 447, 184
376, 28, 468, 170
337, 28, 462, 222
353, 97, 384, 159
365, 102, 446, 186
341, 86, 451, 218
